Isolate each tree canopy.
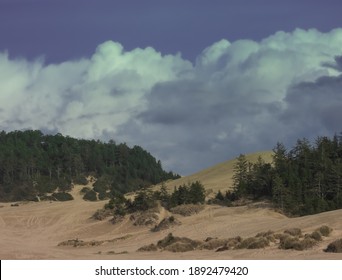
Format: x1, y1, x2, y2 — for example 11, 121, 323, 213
0, 130, 180, 201
232, 134, 342, 216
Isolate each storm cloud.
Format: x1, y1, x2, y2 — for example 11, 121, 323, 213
1, 28, 342, 174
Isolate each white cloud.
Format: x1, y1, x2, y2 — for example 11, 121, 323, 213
1, 28, 342, 174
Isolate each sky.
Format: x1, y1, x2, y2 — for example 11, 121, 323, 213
1, 0, 342, 175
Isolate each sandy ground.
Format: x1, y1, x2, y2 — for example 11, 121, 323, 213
0, 152, 341, 260
1, 184, 342, 260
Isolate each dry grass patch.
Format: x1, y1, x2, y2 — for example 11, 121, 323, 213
215, 236, 243, 252
156, 233, 202, 252
110, 215, 125, 224
169, 204, 204, 216
299, 237, 317, 250
151, 216, 181, 232
324, 239, 342, 253
137, 243, 158, 252
106, 250, 128, 255
58, 238, 103, 247
278, 235, 317, 251
278, 236, 300, 250
284, 228, 302, 237
92, 209, 113, 220
236, 237, 270, 249
164, 242, 197, 252
200, 238, 229, 250
255, 230, 276, 242
130, 209, 159, 226
58, 235, 132, 248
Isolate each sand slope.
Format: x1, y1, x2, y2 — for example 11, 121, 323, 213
156, 150, 274, 194
1, 152, 342, 260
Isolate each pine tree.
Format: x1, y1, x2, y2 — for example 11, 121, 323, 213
232, 154, 249, 197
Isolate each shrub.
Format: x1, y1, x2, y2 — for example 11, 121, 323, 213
80, 187, 91, 194
279, 235, 316, 251
110, 215, 125, 224
98, 191, 108, 200
200, 238, 228, 250
130, 210, 159, 226
274, 233, 291, 242
114, 204, 127, 216
278, 236, 300, 250
157, 233, 177, 248
236, 237, 269, 249
56, 177, 73, 192
83, 190, 97, 201
52, 192, 74, 201
92, 209, 113, 220
255, 230, 276, 242
316, 225, 333, 237
164, 242, 196, 252
284, 228, 302, 237
227, 236, 243, 248
156, 233, 202, 250
324, 239, 342, 253
93, 176, 111, 193
308, 231, 322, 241
73, 176, 88, 185
169, 181, 206, 207
298, 237, 317, 250
130, 189, 157, 212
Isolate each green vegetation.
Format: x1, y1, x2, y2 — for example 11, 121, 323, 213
82, 190, 97, 201
231, 135, 342, 216
0, 130, 179, 201
102, 181, 206, 220
51, 192, 74, 201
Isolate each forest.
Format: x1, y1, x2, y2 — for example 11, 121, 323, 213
0, 130, 179, 202
230, 135, 342, 216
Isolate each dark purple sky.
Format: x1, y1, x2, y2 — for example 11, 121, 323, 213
1, 0, 342, 175
1, 0, 341, 63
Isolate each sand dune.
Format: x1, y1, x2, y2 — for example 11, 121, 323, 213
1, 151, 342, 260
156, 150, 274, 194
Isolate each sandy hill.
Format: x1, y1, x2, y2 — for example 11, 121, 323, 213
1, 151, 342, 260
156, 150, 274, 194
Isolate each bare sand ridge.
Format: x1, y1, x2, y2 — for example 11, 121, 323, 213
155, 150, 274, 194
0, 151, 341, 260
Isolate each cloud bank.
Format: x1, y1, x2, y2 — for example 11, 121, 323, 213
1, 28, 342, 174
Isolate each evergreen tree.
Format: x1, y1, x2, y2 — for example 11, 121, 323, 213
232, 154, 249, 197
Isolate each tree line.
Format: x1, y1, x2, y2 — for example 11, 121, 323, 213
0, 130, 179, 201
231, 135, 342, 216
104, 181, 206, 216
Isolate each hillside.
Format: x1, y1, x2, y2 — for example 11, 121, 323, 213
0, 130, 179, 202
1, 150, 342, 260
155, 151, 274, 194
